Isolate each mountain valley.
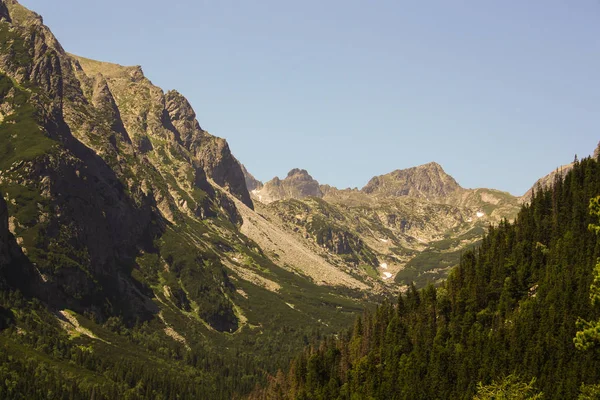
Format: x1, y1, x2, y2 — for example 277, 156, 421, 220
0, 1, 597, 398
245, 161, 522, 287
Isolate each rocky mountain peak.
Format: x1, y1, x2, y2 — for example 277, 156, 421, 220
4, 0, 42, 25
164, 89, 203, 147
287, 168, 310, 178
421, 161, 442, 169
362, 162, 462, 200
248, 168, 323, 204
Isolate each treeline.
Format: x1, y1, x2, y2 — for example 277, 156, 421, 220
252, 155, 600, 399
0, 287, 328, 399
0, 291, 239, 399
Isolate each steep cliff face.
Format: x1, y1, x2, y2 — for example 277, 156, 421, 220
164, 90, 253, 208
70, 55, 252, 210
0, 3, 153, 316
0, 1, 256, 328
252, 168, 323, 203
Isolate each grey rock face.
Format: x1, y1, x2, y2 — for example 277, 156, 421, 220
252, 168, 323, 204
90, 74, 131, 142
283, 169, 323, 198
0, 2, 247, 325
164, 90, 253, 209
362, 162, 462, 200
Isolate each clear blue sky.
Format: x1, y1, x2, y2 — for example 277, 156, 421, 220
20, 0, 600, 195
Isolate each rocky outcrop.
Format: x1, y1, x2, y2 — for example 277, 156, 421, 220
90, 74, 130, 143
164, 90, 253, 209
362, 162, 462, 200
306, 217, 378, 266
285, 168, 323, 197
252, 168, 323, 204
359, 162, 521, 221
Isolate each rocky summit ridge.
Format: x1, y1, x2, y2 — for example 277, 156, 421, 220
241, 161, 524, 287
241, 143, 600, 287
249, 168, 323, 204
362, 161, 462, 200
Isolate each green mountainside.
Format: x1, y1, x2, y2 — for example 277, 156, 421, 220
0, 1, 376, 398
0, 1, 595, 399
253, 155, 600, 399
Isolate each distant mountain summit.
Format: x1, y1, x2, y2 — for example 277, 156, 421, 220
250, 168, 323, 203
362, 162, 462, 200
245, 161, 520, 223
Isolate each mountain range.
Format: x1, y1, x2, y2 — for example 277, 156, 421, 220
243, 160, 525, 287
0, 0, 596, 398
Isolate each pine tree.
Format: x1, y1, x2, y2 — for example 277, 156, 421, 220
574, 196, 600, 351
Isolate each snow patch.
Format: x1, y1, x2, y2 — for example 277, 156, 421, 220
476, 211, 484, 218
379, 238, 389, 243
382, 272, 393, 280
380, 263, 388, 269
251, 189, 263, 201
467, 218, 473, 222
